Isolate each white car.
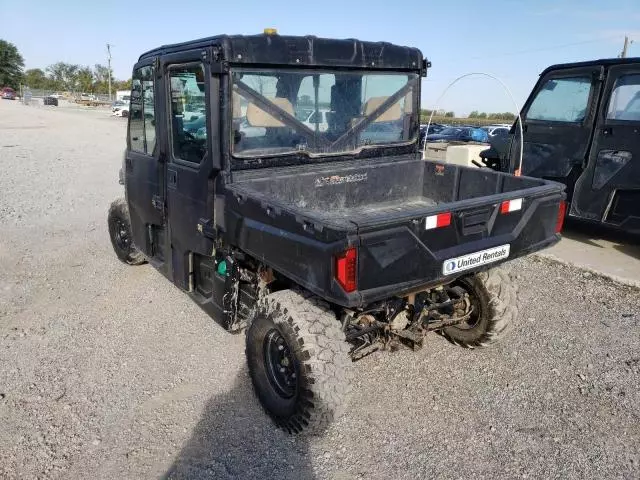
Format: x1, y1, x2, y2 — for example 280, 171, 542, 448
112, 101, 130, 118
483, 125, 511, 138
301, 109, 330, 132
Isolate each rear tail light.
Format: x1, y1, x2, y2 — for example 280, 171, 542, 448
500, 198, 523, 214
335, 247, 357, 293
556, 200, 567, 233
425, 212, 451, 230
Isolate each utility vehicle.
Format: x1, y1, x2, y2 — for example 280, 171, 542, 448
481, 58, 640, 234
108, 31, 566, 434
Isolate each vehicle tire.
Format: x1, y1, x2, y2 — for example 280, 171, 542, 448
107, 198, 146, 266
442, 267, 517, 348
246, 289, 352, 435
121, 110, 128, 118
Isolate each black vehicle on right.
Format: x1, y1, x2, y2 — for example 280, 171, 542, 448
482, 58, 640, 234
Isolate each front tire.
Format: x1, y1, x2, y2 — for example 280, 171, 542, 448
442, 267, 517, 348
246, 289, 352, 435
107, 198, 146, 266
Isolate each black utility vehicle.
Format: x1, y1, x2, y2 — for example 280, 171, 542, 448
108, 32, 566, 434
482, 58, 640, 234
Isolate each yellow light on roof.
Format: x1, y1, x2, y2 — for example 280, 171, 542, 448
264, 28, 278, 35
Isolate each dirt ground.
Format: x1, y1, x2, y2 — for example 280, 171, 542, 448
1, 100, 639, 480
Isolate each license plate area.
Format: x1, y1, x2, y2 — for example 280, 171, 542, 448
443, 244, 510, 275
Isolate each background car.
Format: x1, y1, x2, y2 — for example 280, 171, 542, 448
1, 87, 16, 100
111, 101, 129, 117
425, 126, 489, 143
419, 123, 446, 144
482, 125, 511, 138
43, 96, 58, 106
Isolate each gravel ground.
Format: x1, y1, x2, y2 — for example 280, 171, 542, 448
1, 100, 639, 480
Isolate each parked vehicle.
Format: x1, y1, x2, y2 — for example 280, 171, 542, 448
43, 96, 58, 106
481, 58, 640, 235
482, 125, 511, 138
300, 108, 330, 132
425, 126, 489, 143
49, 93, 65, 99
419, 123, 446, 143
1, 87, 16, 100
111, 101, 130, 117
108, 32, 566, 434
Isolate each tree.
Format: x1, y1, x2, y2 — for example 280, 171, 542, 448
469, 111, 479, 118
47, 62, 80, 91
76, 67, 94, 93
478, 112, 488, 119
445, 111, 455, 118
24, 68, 48, 89
0, 40, 25, 89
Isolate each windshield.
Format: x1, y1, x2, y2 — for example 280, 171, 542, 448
231, 69, 419, 158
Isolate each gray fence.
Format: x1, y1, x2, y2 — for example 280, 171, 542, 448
20, 87, 112, 103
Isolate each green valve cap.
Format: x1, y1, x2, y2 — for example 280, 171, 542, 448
217, 260, 227, 276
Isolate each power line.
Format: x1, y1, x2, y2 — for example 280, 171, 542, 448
467, 35, 625, 61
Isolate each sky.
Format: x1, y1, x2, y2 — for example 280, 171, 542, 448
2, 0, 639, 116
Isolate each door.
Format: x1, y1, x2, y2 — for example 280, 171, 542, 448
164, 55, 218, 290
511, 66, 604, 204
571, 64, 640, 227
125, 61, 163, 259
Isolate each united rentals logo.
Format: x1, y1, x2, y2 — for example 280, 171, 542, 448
314, 172, 368, 187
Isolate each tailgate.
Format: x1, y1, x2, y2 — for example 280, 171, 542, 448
355, 184, 565, 305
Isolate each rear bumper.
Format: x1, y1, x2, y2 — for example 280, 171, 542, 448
356, 234, 560, 306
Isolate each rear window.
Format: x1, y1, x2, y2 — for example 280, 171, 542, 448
526, 76, 592, 123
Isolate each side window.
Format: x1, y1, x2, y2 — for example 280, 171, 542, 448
169, 64, 207, 163
129, 75, 144, 152
128, 65, 156, 154
526, 76, 592, 123
607, 74, 640, 122
141, 67, 156, 153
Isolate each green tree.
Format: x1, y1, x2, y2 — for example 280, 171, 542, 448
478, 112, 488, 119
24, 68, 47, 89
445, 111, 455, 118
469, 111, 479, 118
77, 66, 94, 92
115, 78, 132, 91
46, 62, 80, 91
0, 40, 25, 89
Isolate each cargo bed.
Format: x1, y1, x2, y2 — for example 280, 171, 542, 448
225, 154, 565, 307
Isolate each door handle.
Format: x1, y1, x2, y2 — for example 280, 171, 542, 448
603, 127, 613, 136
168, 170, 177, 187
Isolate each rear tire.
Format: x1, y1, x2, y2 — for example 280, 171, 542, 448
107, 198, 146, 266
442, 267, 517, 348
245, 289, 352, 435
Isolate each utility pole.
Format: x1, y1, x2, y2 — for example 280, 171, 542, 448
620, 36, 633, 58
106, 43, 113, 101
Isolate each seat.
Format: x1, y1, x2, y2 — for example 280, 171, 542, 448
246, 98, 294, 127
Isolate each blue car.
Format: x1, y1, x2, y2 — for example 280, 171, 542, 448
425, 126, 489, 143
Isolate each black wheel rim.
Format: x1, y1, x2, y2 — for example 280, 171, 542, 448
113, 219, 130, 251
451, 279, 482, 330
263, 328, 298, 399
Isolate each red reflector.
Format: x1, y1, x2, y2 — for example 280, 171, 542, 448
436, 212, 451, 228
335, 247, 357, 293
500, 198, 523, 214
425, 212, 451, 230
556, 200, 567, 233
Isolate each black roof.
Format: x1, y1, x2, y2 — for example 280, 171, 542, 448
541, 57, 640, 75
139, 33, 424, 72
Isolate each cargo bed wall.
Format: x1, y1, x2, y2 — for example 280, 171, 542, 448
230, 155, 547, 228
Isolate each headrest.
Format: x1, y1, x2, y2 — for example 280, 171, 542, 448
246, 98, 294, 127
363, 96, 402, 122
